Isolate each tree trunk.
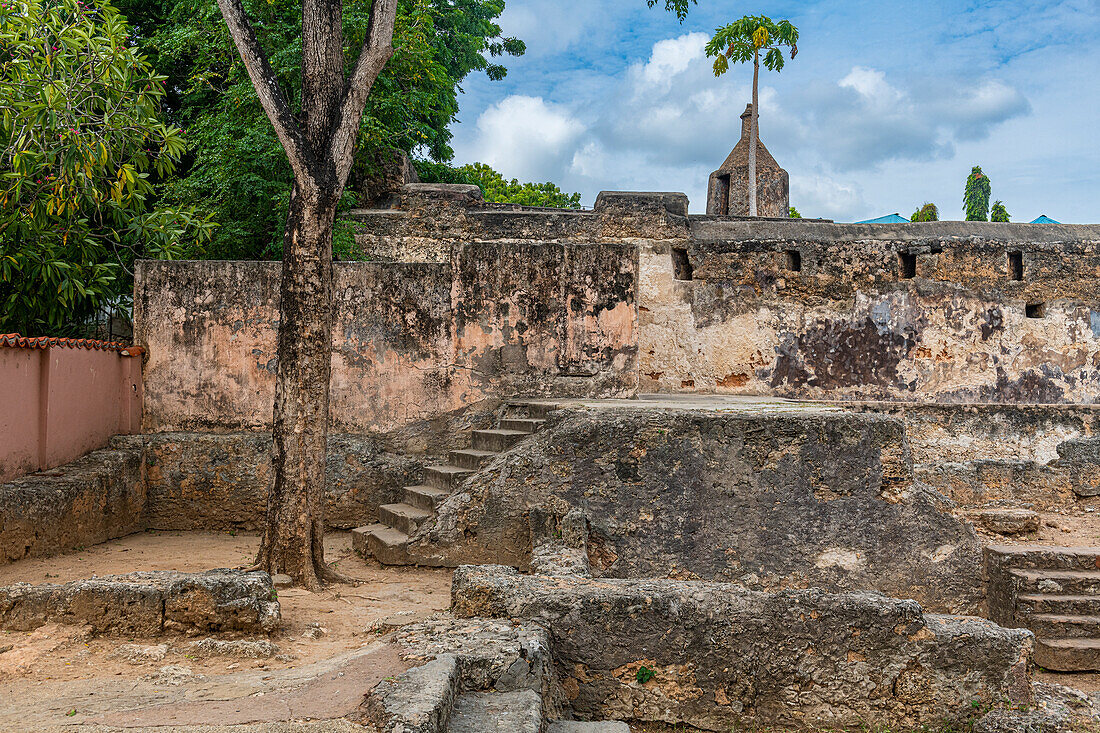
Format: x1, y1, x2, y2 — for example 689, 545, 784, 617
254, 181, 339, 591
215, 0, 396, 588
749, 49, 759, 217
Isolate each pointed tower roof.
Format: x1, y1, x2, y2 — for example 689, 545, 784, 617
715, 104, 780, 173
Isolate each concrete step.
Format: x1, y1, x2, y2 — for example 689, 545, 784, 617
548, 722, 631, 732
499, 418, 545, 433
351, 524, 410, 566
1025, 613, 1100, 640
424, 464, 474, 490
404, 484, 450, 511
449, 449, 499, 470
379, 503, 432, 535
472, 429, 529, 452
447, 689, 542, 733
1035, 638, 1100, 672
987, 545, 1100, 572
1017, 594, 1100, 617
1008, 569, 1100, 595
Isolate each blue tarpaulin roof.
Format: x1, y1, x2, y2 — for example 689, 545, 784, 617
1030, 215, 1060, 224
856, 213, 910, 224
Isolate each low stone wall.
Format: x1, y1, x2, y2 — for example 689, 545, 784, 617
124, 432, 422, 531
410, 404, 984, 614
0, 570, 280, 635
452, 565, 1033, 732
0, 447, 144, 564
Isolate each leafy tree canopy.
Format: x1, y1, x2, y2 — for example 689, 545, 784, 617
911, 203, 939, 222
990, 200, 1010, 222
705, 15, 798, 77
0, 0, 214, 335
115, 0, 525, 260
417, 161, 582, 209
964, 165, 991, 222
788, 206, 802, 219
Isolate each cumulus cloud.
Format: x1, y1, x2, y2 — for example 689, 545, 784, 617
456, 96, 585, 182
452, 28, 1033, 219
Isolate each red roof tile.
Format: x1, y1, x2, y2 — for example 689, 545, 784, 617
0, 334, 144, 357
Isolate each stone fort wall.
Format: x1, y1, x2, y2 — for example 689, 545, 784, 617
134, 188, 1100, 435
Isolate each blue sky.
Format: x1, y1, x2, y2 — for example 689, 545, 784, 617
446, 0, 1100, 222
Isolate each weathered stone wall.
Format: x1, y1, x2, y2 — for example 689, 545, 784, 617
410, 405, 984, 613
135, 242, 638, 434
0, 447, 145, 565
348, 186, 690, 264
854, 404, 1100, 510
452, 565, 1033, 732
640, 221, 1100, 404
0, 570, 280, 635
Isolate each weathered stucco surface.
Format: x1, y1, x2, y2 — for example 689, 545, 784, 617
641, 221, 1100, 404
408, 404, 984, 613
136, 243, 637, 433
452, 565, 1033, 732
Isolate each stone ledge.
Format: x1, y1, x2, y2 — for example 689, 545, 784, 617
452, 564, 1033, 732
0, 570, 280, 636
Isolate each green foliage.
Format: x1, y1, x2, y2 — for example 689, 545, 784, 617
963, 166, 992, 222
705, 15, 799, 77
647, 0, 696, 22
636, 665, 657, 684
911, 203, 939, 222
788, 206, 802, 219
416, 161, 582, 209
0, 0, 214, 335
115, 0, 524, 260
990, 200, 1010, 222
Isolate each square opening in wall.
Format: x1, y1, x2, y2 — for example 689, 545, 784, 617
1008, 251, 1023, 281
898, 252, 917, 279
1026, 302, 1046, 319
784, 250, 802, 272
672, 247, 693, 281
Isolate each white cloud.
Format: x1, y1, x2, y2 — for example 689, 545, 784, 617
457, 96, 585, 182
639, 32, 709, 90
452, 27, 1038, 220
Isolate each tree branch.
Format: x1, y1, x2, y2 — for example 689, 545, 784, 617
329, 0, 398, 187
216, 0, 311, 180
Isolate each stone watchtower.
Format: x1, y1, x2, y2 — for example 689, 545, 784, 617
706, 104, 789, 217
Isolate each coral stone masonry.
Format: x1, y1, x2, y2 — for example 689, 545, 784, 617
2, 184, 1100, 730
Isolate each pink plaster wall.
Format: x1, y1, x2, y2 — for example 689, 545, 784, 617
0, 346, 142, 483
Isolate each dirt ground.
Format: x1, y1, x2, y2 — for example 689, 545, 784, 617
0, 530, 451, 731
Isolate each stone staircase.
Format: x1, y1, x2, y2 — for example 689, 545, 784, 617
986, 545, 1100, 671
354, 403, 555, 565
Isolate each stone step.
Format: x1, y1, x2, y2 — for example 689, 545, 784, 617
424, 464, 474, 490
351, 524, 410, 566
499, 418, 545, 433
1017, 594, 1100, 617
447, 689, 542, 733
987, 545, 1100, 572
1024, 613, 1100, 640
404, 484, 450, 511
1034, 638, 1100, 672
548, 722, 631, 732
472, 429, 529, 452
506, 401, 559, 420
379, 503, 432, 535
1008, 569, 1100, 595
449, 449, 499, 470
